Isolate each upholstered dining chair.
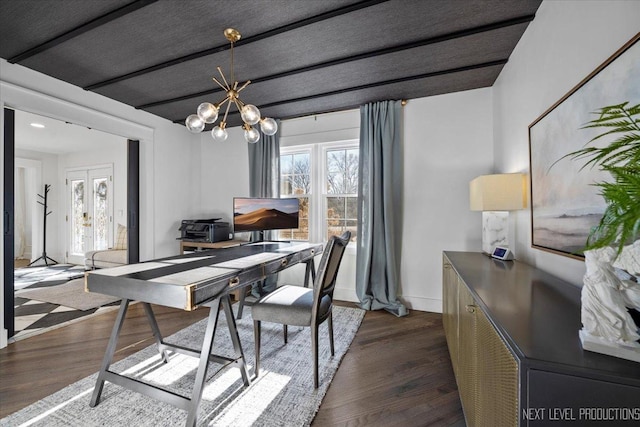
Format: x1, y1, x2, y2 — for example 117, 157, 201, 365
252, 231, 351, 388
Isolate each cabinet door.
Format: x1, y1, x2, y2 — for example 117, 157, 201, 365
458, 281, 478, 425
476, 307, 519, 426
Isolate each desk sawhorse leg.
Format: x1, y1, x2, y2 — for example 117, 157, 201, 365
89, 294, 251, 427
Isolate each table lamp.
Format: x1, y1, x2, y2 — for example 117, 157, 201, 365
470, 173, 526, 254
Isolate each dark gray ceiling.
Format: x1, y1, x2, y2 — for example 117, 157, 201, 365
0, 0, 542, 128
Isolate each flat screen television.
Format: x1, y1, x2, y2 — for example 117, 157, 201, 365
233, 197, 299, 233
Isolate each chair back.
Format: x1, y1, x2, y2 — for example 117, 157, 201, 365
312, 231, 351, 318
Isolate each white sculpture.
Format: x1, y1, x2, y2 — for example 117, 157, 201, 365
580, 241, 640, 362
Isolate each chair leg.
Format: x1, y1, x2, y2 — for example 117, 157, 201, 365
312, 323, 319, 388
328, 311, 335, 356
283, 324, 288, 344
253, 320, 261, 378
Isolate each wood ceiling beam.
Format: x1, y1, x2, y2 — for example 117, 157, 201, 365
140, 14, 533, 111
83, 0, 389, 91
170, 58, 508, 124
7, 0, 159, 64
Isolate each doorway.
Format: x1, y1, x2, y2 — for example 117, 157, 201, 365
3, 108, 140, 340
66, 166, 114, 265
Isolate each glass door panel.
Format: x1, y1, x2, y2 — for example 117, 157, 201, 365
66, 166, 113, 265
71, 178, 86, 255
93, 177, 109, 250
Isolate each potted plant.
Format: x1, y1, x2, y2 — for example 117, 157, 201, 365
563, 102, 640, 255
561, 102, 640, 362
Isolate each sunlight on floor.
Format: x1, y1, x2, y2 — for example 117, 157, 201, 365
139, 354, 199, 386
203, 369, 291, 426
16, 388, 93, 427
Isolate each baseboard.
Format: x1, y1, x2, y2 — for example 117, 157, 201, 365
1, 328, 7, 349
333, 287, 443, 314
401, 296, 442, 313
334, 286, 358, 303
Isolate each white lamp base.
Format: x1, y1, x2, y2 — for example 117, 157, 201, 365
482, 211, 509, 254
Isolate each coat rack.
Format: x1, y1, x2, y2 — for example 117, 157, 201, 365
29, 184, 58, 266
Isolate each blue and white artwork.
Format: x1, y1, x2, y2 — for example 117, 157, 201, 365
529, 35, 640, 258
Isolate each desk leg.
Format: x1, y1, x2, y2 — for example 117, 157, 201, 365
142, 303, 169, 363
222, 294, 251, 386
304, 258, 316, 288
185, 298, 222, 427
90, 299, 130, 407
237, 287, 246, 319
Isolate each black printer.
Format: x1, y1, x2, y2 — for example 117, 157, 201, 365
178, 219, 230, 243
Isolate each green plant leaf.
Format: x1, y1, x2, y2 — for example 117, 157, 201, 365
554, 102, 640, 257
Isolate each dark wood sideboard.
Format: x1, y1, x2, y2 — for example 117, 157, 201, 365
443, 251, 640, 427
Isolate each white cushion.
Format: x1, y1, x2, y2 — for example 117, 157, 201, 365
113, 224, 127, 250
85, 249, 127, 269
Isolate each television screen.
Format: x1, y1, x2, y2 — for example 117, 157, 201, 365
233, 197, 299, 232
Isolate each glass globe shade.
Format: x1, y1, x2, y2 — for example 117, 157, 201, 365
240, 104, 261, 125
197, 102, 219, 124
260, 117, 278, 135
244, 127, 260, 144
185, 114, 204, 133
211, 126, 228, 142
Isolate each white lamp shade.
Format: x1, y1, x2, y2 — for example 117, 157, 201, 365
470, 173, 526, 211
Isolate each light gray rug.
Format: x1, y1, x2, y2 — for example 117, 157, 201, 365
17, 278, 121, 311
1, 304, 365, 427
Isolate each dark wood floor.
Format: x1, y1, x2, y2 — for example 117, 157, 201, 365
0, 301, 464, 425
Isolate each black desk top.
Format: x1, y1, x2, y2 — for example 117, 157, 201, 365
444, 251, 640, 385
87, 242, 322, 311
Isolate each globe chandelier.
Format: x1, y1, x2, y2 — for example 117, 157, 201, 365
185, 28, 277, 143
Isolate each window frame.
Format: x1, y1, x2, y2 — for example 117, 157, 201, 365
280, 139, 359, 245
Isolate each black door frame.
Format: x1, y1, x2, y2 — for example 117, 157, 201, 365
127, 139, 140, 264
3, 108, 16, 338
2, 110, 140, 339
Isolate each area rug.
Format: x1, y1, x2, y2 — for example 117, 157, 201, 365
14, 264, 85, 290
1, 304, 365, 427
17, 278, 121, 311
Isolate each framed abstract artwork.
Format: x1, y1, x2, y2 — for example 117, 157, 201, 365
528, 33, 640, 259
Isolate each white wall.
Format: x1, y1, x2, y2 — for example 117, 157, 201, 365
197, 127, 250, 225
492, 0, 640, 286
15, 149, 60, 260
401, 89, 493, 311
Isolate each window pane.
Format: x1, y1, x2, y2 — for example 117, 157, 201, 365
280, 176, 293, 196
327, 196, 345, 219
345, 149, 359, 193
71, 180, 85, 254
327, 150, 345, 173
327, 173, 344, 194
346, 196, 358, 219
281, 154, 293, 174
280, 153, 310, 195
93, 178, 109, 250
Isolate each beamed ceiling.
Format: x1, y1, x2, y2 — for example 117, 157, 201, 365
0, 0, 542, 128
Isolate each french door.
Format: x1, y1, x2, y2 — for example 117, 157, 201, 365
66, 166, 113, 265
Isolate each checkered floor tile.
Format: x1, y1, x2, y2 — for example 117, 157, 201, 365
11, 265, 120, 342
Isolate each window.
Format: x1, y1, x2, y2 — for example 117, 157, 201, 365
279, 141, 358, 243
325, 147, 358, 241
279, 151, 311, 240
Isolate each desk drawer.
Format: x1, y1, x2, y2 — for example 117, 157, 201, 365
226, 267, 265, 294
